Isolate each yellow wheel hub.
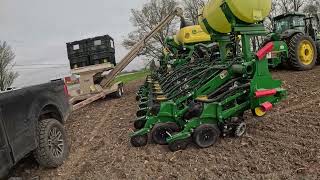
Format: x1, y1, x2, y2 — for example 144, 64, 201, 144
299, 40, 314, 65
254, 107, 266, 117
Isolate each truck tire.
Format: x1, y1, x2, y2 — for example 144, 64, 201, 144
34, 119, 69, 168
288, 33, 317, 70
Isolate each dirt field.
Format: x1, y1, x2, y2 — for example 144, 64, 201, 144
11, 67, 320, 179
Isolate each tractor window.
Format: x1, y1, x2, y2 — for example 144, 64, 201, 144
292, 16, 305, 32
275, 18, 290, 33
292, 16, 305, 27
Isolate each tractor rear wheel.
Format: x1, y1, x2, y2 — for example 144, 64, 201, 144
193, 124, 220, 148
151, 123, 179, 145
288, 33, 317, 70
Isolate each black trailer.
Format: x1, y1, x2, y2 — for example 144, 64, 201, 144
66, 35, 116, 69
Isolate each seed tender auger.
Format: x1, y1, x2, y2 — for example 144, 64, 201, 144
66, 8, 186, 110
130, 0, 287, 152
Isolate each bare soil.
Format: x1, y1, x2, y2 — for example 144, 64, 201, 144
10, 67, 320, 180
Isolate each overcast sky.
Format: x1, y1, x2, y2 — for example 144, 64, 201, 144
0, 0, 148, 87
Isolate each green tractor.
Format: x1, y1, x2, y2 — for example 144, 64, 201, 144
267, 12, 320, 70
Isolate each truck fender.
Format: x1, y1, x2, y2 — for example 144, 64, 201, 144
27, 92, 65, 147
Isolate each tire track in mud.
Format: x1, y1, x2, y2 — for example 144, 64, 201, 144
53, 82, 140, 178
269, 82, 320, 115
275, 97, 320, 115
60, 103, 115, 177
57, 82, 141, 178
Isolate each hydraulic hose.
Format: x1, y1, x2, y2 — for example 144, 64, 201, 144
167, 68, 211, 97
208, 77, 242, 98
168, 67, 222, 99
202, 83, 250, 103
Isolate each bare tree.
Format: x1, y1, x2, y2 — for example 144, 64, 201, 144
265, 1, 281, 31
182, 0, 208, 25
304, 4, 318, 14
265, 0, 314, 30
277, 0, 290, 13
0, 41, 18, 91
123, 0, 179, 60
292, 0, 305, 11
278, 0, 308, 13
303, 0, 320, 14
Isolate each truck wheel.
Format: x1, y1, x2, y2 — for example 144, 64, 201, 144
34, 119, 69, 168
288, 33, 317, 70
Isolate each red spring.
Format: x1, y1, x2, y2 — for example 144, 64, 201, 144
256, 42, 274, 60
255, 89, 277, 98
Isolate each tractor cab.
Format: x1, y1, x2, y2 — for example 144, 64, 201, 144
273, 12, 319, 41
273, 13, 306, 35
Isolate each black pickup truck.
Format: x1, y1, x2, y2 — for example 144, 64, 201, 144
0, 79, 71, 178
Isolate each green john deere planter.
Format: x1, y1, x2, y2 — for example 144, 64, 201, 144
131, 0, 287, 152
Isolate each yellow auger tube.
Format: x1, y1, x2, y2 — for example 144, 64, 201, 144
199, 0, 272, 34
